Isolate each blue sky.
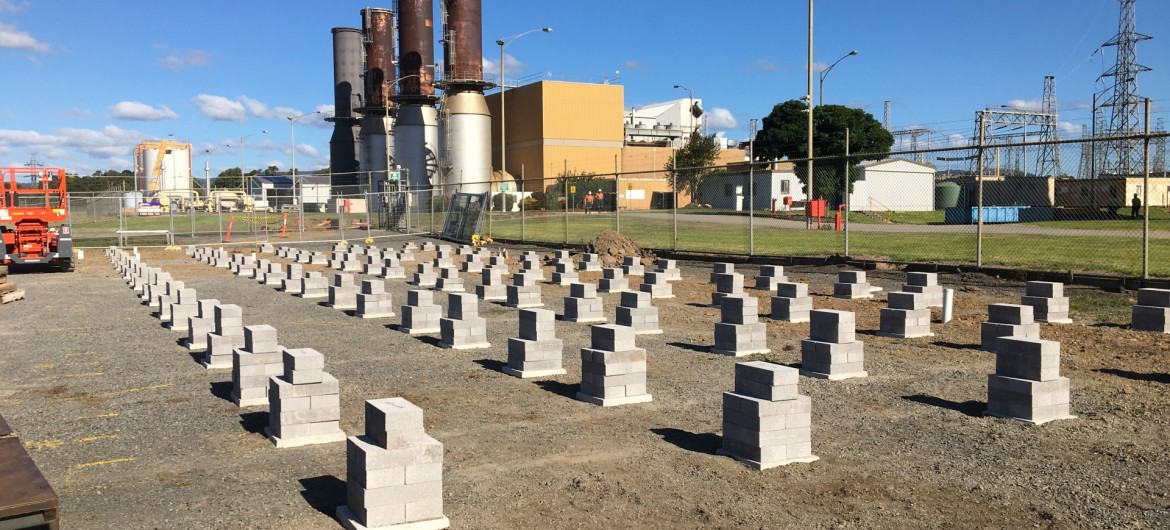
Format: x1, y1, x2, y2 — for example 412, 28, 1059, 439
1, 0, 1167, 176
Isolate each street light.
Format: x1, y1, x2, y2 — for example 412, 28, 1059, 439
496, 27, 552, 196
228, 130, 267, 195
672, 84, 694, 139
818, 50, 858, 107
288, 111, 321, 231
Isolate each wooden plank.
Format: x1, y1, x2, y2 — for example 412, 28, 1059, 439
0, 437, 59, 526
1, 289, 24, 304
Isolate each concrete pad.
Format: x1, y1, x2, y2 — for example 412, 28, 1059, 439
575, 392, 653, 407
501, 366, 568, 379
265, 426, 347, 448
337, 506, 449, 530
798, 369, 868, 381
716, 448, 819, 470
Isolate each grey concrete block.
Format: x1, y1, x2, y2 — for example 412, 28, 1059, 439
888, 291, 927, 310
995, 337, 1061, 381
1025, 281, 1063, 299
364, 398, 426, 449
591, 324, 637, 352
988, 303, 1034, 325
719, 295, 759, 325
776, 282, 809, 299
980, 321, 1041, 351
809, 309, 855, 343
1132, 304, 1170, 332
839, 270, 865, 283
1137, 288, 1170, 308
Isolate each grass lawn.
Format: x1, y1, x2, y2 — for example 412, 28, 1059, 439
488, 212, 1168, 277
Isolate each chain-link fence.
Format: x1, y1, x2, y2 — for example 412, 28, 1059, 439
73, 130, 1169, 278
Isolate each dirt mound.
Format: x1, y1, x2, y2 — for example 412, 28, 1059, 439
587, 230, 655, 268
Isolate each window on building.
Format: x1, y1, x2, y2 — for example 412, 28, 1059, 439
781, 180, 790, 194
724, 183, 733, 196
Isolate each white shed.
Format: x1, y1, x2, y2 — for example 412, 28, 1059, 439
849, 159, 936, 212
699, 162, 806, 211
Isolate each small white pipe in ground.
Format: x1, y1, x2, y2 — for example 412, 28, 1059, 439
942, 288, 955, 323
77, 250, 85, 260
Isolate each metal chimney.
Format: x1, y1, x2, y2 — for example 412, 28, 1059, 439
394, 0, 440, 197
327, 27, 363, 184
355, 7, 397, 196
439, 0, 492, 194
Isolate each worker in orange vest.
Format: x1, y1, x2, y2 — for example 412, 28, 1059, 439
595, 189, 604, 212
583, 191, 594, 214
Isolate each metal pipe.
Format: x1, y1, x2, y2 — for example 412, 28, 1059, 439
806, 0, 814, 228
976, 112, 986, 267
672, 149, 678, 250
289, 111, 321, 233
749, 118, 757, 255
1143, 98, 1150, 279
844, 127, 850, 256
615, 154, 621, 234
818, 50, 858, 106
520, 164, 526, 240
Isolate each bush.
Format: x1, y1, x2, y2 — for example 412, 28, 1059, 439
492, 193, 517, 212
520, 197, 544, 211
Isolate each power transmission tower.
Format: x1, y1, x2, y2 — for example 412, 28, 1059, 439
1097, 0, 1151, 176
1037, 76, 1062, 177
1155, 117, 1166, 175
973, 108, 1054, 177
883, 100, 891, 130
1078, 125, 1093, 179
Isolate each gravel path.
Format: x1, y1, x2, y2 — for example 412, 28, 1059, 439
2, 240, 1168, 529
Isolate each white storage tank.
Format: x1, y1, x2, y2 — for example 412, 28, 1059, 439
135, 140, 193, 193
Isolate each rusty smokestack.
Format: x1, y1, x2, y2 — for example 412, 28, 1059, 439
361, 7, 397, 109
328, 27, 363, 181
442, 0, 484, 83
397, 0, 435, 98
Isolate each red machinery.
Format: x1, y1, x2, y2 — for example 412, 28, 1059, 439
0, 167, 73, 271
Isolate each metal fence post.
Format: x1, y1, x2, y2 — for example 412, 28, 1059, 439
749, 119, 756, 255
672, 150, 678, 251
520, 164, 526, 241
615, 155, 621, 234
365, 192, 372, 240
1143, 98, 1151, 279
843, 128, 850, 257
563, 160, 568, 245
976, 112, 986, 267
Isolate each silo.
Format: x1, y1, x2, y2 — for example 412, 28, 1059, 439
439, 0, 491, 194
327, 27, 363, 186
354, 7, 397, 195
135, 140, 193, 194
393, 0, 439, 195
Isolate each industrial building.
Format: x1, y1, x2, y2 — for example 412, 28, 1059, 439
848, 159, 937, 212
134, 140, 194, 200
699, 161, 805, 211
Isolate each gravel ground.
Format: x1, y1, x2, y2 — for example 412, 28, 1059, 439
2, 238, 1169, 529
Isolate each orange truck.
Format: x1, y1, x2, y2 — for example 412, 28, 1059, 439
0, 167, 73, 271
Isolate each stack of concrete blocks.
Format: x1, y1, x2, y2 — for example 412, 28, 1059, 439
503, 309, 565, 378
639, 271, 674, 299
1020, 281, 1072, 324
598, 268, 629, 293
156, 280, 186, 323
438, 293, 490, 349
295, 250, 311, 264
420, 241, 436, 252
168, 288, 199, 332
260, 262, 285, 286
309, 252, 328, 265
213, 249, 231, 268
361, 254, 381, 275
402, 241, 419, 251
771, 282, 813, 323
265, 348, 346, 448
621, 256, 645, 277
332, 243, 348, 253
576, 324, 653, 407
563, 283, 606, 323
486, 256, 510, 277
339, 253, 364, 273
878, 292, 934, 339
980, 304, 1041, 352
329, 274, 359, 311
397, 248, 416, 263
234, 256, 259, 278
433, 250, 455, 270
259, 243, 276, 254
551, 261, 579, 286
800, 310, 867, 380
299, 273, 329, 299
435, 268, 464, 292
461, 254, 484, 274
901, 272, 944, 307
506, 272, 543, 309
203, 304, 245, 370
578, 253, 602, 272
336, 398, 449, 530
712, 295, 769, 357
833, 270, 876, 299
616, 291, 662, 335
711, 270, 745, 307
281, 264, 305, 294
399, 290, 442, 335
373, 257, 406, 279
276, 246, 291, 259
356, 280, 396, 319
709, 263, 734, 284
476, 267, 507, 301
718, 362, 817, 469
184, 245, 197, 257
519, 254, 545, 282
985, 336, 1074, 424
412, 263, 437, 288
1131, 288, 1170, 333
550, 250, 572, 268
655, 259, 682, 281
755, 266, 789, 291
141, 270, 169, 304
457, 245, 473, 256
186, 299, 220, 351
232, 325, 284, 407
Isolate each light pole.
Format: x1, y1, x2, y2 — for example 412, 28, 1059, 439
806, 0, 815, 226
288, 111, 321, 232
818, 50, 858, 106
672, 84, 694, 139
497, 27, 552, 197
229, 130, 267, 195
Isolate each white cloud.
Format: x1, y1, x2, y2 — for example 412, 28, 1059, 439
483, 54, 527, 78
0, 1, 28, 13
109, 101, 179, 121
1005, 98, 1044, 112
750, 59, 777, 73
238, 95, 300, 120
158, 49, 212, 70
706, 107, 738, 130
0, 125, 152, 165
0, 22, 50, 52
192, 94, 246, 122
1058, 121, 1084, 135
60, 108, 93, 118
624, 59, 650, 72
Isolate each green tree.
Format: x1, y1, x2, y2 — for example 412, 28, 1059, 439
754, 100, 893, 203
213, 167, 243, 189
664, 131, 721, 204
544, 170, 613, 210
